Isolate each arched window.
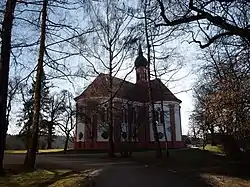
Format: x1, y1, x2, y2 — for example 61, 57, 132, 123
137, 72, 140, 81
165, 111, 170, 124
144, 70, 147, 80
100, 107, 108, 123
160, 111, 164, 123
132, 107, 137, 124
122, 108, 128, 123
154, 111, 159, 123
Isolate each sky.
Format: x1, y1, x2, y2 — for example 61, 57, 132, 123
7, 32, 201, 136
68, 40, 200, 136
7, 45, 198, 136
8, 44, 197, 134
6, 0, 204, 136
71, 39, 200, 136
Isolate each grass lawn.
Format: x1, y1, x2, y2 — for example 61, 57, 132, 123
5, 149, 64, 154
132, 148, 250, 187
201, 144, 224, 154
0, 169, 91, 187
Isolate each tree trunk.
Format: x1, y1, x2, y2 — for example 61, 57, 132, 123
108, 38, 115, 157
4, 97, 12, 150
108, 71, 115, 157
24, 0, 48, 169
160, 100, 169, 157
150, 25, 169, 158
144, 0, 162, 158
47, 121, 53, 149
64, 133, 69, 154
0, 0, 17, 175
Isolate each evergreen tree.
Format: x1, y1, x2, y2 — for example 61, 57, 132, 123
17, 71, 51, 149
17, 86, 34, 149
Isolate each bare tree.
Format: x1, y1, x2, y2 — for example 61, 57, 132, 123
43, 92, 66, 149
17, 82, 34, 150
24, 0, 48, 169
57, 90, 76, 154
76, 0, 138, 157
191, 42, 250, 155
156, 0, 250, 48
0, 0, 17, 175
6, 77, 22, 138
143, 0, 162, 157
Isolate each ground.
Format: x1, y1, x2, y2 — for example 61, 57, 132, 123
2, 147, 250, 187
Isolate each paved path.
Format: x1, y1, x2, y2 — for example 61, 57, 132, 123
4, 154, 210, 187
93, 164, 209, 187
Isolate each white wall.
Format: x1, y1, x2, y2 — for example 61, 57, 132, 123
121, 122, 128, 141
175, 105, 182, 141
76, 122, 85, 142
149, 104, 172, 141
97, 123, 109, 141
149, 102, 182, 142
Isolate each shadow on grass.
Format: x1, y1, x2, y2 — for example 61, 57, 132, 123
129, 148, 250, 186
45, 149, 215, 187
0, 166, 91, 187
3, 148, 250, 187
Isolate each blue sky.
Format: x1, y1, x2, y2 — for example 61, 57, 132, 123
7, 37, 201, 136
6, 0, 204, 136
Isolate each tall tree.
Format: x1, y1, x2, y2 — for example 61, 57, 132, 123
57, 90, 76, 154
77, 0, 138, 157
17, 77, 51, 149
156, 0, 250, 47
43, 91, 66, 149
24, 0, 48, 169
143, 0, 162, 158
17, 83, 34, 149
0, 0, 17, 175
124, 0, 185, 157
6, 77, 21, 140
191, 43, 250, 154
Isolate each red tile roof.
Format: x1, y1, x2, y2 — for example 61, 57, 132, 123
75, 73, 181, 103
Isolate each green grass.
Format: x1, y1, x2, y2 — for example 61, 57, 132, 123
201, 173, 250, 187
0, 169, 89, 187
5, 149, 64, 154
5, 147, 166, 154
201, 144, 224, 154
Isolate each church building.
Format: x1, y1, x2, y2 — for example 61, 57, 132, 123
74, 46, 184, 150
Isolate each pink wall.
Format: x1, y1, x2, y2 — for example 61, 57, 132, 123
75, 140, 185, 149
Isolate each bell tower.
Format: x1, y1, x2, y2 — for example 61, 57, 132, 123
135, 45, 148, 83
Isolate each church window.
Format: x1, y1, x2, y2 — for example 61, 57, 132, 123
100, 107, 105, 122
158, 132, 164, 139
154, 111, 159, 124
122, 108, 128, 123
132, 107, 137, 124
144, 70, 147, 80
160, 111, 165, 123
78, 132, 83, 141
101, 131, 109, 139
137, 73, 140, 81
100, 107, 109, 123
165, 111, 170, 125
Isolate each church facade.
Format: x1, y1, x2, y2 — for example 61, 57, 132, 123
74, 47, 184, 150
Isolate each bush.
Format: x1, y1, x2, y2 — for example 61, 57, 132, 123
221, 135, 241, 158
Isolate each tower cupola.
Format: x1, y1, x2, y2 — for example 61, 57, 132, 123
134, 45, 148, 83
135, 45, 148, 68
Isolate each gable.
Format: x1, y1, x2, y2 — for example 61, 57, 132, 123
74, 73, 135, 101
75, 74, 181, 103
